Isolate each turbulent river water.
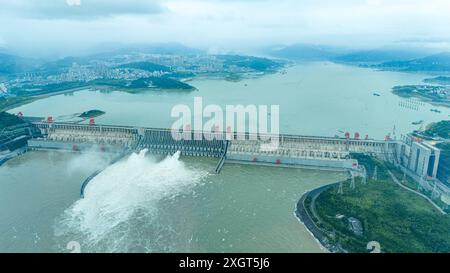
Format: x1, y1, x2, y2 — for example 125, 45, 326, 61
1, 62, 449, 252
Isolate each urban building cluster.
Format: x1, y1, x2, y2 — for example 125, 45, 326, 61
1, 53, 254, 97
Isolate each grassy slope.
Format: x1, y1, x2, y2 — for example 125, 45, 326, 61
78, 110, 105, 119
0, 111, 25, 130
313, 155, 450, 253
423, 120, 450, 139
0, 97, 36, 112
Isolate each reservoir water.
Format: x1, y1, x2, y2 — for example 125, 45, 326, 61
9, 62, 450, 138
1, 62, 449, 252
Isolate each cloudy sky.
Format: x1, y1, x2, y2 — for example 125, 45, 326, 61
1, 0, 450, 57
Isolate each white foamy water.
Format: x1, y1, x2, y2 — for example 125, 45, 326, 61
66, 146, 114, 174
54, 150, 209, 252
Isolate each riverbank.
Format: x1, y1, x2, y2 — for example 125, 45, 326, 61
0, 147, 27, 166
295, 181, 347, 253
296, 155, 450, 253
0, 86, 91, 112
392, 85, 450, 108
0, 82, 197, 112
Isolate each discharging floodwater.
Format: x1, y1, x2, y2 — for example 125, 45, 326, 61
2, 62, 449, 252
0, 150, 345, 252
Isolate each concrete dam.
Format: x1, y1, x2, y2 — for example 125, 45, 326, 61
28, 121, 399, 173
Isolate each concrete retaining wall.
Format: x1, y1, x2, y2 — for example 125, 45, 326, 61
227, 153, 358, 171
28, 139, 124, 154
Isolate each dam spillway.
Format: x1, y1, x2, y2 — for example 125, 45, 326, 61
26, 121, 399, 172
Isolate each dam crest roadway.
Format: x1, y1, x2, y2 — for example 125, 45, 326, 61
27, 121, 399, 174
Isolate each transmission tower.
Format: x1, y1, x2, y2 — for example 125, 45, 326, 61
372, 166, 378, 181
350, 172, 356, 190
338, 182, 344, 195
402, 172, 407, 184
432, 182, 440, 200
361, 166, 367, 184
418, 177, 426, 191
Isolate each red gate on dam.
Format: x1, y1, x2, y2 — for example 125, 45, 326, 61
28, 121, 399, 172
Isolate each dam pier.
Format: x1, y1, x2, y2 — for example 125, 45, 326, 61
2, 117, 446, 200
27, 121, 399, 173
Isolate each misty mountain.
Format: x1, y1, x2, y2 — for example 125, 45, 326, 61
111, 43, 205, 56
0, 47, 11, 54
216, 55, 283, 72
269, 44, 435, 64
334, 49, 429, 64
269, 44, 348, 61
376, 52, 450, 72
35, 56, 93, 75
0, 53, 40, 76
19, 43, 204, 75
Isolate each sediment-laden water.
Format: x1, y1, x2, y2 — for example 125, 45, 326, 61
2, 62, 449, 252
1, 150, 345, 252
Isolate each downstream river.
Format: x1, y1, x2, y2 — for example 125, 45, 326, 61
1, 62, 449, 252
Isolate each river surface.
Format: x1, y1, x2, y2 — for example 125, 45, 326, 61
2, 62, 449, 252
9, 62, 450, 138
0, 150, 345, 252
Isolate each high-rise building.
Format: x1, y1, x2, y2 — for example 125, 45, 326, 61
398, 138, 441, 179
410, 142, 441, 178
436, 143, 450, 187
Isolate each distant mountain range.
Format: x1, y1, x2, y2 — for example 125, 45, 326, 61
269, 43, 450, 72
216, 55, 282, 72
334, 49, 429, 63
2, 43, 450, 77
269, 43, 431, 62
0, 43, 204, 77
100, 42, 205, 56
269, 44, 349, 61
374, 52, 450, 72
0, 53, 42, 76
84, 43, 206, 59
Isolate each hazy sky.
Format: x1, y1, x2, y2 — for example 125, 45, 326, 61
1, 0, 450, 57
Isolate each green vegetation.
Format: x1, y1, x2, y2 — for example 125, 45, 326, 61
11, 81, 89, 97
224, 73, 243, 82
164, 71, 196, 79
90, 77, 195, 90
0, 96, 36, 112
1, 76, 195, 111
0, 53, 40, 76
424, 76, 450, 85
386, 161, 449, 212
421, 120, 450, 139
78, 110, 105, 119
217, 55, 282, 72
392, 85, 449, 107
377, 52, 450, 72
0, 111, 25, 130
436, 142, 450, 152
392, 85, 446, 97
312, 155, 450, 252
2, 75, 195, 110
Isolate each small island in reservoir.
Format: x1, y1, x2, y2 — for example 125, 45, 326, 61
392, 85, 449, 107
78, 110, 106, 119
